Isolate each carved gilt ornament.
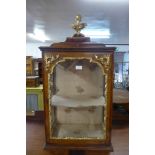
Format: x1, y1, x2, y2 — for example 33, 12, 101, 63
44, 54, 111, 75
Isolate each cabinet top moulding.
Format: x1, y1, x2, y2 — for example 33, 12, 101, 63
39, 37, 116, 52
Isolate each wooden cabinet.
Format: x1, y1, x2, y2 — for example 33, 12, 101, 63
26, 56, 33, 75
38, 59, 43, 84
39, 37, 115, 154
113, 88, 129, 122
26, 76, 40, 87
39, 16, 115, 155
33, 58, 43, 84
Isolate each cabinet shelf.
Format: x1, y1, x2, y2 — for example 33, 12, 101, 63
52, 123, 104, 138
51, 95, 105, 107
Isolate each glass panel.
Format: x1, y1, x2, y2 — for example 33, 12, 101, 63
114, 52, 129, 89
26, 94, 38, 114
114, 62, 123, 88
113, 52, 129, 118
50, 59, 105, 139
122, 62, 129, 88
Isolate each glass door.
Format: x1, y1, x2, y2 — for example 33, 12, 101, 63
49, 59, 106, 139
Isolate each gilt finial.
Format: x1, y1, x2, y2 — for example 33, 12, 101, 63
72, 15, 87, 37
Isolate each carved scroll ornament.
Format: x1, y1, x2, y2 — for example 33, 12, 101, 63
44, 54, 111, 75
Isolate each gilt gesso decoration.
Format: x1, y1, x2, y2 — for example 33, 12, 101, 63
44, 54, 111, 75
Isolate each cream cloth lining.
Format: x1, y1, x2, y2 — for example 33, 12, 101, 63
51, 95, 105, 107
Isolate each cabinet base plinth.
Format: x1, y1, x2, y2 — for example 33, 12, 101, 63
44, 143, 113, 155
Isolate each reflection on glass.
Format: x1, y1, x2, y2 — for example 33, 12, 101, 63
50, 59, 105, 139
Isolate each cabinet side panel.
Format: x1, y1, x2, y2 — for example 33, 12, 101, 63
42, 52, 51, 142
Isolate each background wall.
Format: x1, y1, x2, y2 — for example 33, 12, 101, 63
26, 42, 51, 58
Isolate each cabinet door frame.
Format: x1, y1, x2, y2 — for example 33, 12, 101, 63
42, 50, 114, 147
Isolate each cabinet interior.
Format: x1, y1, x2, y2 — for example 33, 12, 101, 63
49, 59, 106, 139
